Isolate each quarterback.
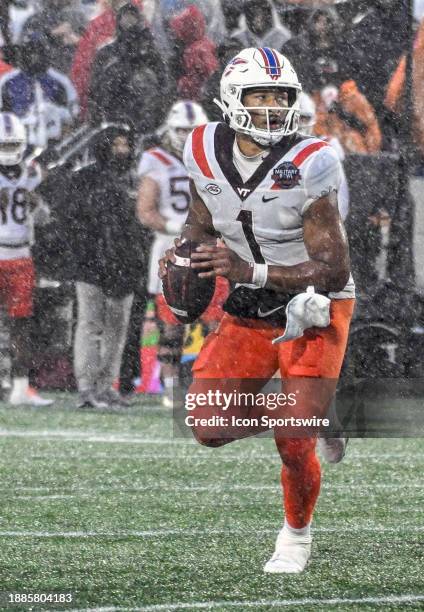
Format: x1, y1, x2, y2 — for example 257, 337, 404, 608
160, 48, 355, 573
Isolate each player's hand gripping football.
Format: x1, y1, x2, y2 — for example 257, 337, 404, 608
158, 239, 252, 283
191, 242, 252, 283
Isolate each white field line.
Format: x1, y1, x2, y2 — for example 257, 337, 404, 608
1, 430, 423, 454
1, 526, 424, 539
9, 497, 424, 516
0, 430, 188, 445
63, 593, 424, 611
4, 482, 424, 493
15, 494, 75, 500
13, 451, 424, 462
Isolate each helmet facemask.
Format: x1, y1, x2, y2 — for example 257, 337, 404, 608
168, 127, 193, 154
298, 91, 317, 137
0, 113, 27, 166
0, 142, 26, 166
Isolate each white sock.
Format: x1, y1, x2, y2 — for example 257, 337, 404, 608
283, 519, 311, 538
164, 377, 173, 391
11, 376, 29, 395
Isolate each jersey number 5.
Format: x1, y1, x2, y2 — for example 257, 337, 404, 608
170, 177, 190, 212
236, 210, 265, 264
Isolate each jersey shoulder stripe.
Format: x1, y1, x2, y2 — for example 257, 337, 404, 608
292, 140, 329, 166
191, 124, 215, 179
147, 148, 174, 167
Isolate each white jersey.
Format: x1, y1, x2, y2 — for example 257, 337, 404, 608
184, 122, 354, 299
0, 162, 42, 261
138, 146, 191, 294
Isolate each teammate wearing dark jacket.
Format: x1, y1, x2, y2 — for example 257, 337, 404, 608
60, 124, 142, 408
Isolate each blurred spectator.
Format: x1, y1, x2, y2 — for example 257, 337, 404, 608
71, 0, 143, 119
282, 7, 346, 94
273, 1, 311, 37
343, 0, 407, 123
169, 4, 218, 101
150, 0, 227, 59
88, 3, 164, 134
0, 1, 14, 51
59, 124, 141, 408
283, 6, 382, 155
313, 80, 382, 155
231, 0, 291, 50
20, 0, 88, 74
385, 17, 424, 155
221, 0, 244, 35
0, 0, 39, 49
0, 31, 79, 150
200, 38, 242, 122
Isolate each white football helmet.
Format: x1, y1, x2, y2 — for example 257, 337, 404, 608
0, 113, 27, 166
298, 92, 316, 136
166, 100, 208, 153
215, 47, 302, 146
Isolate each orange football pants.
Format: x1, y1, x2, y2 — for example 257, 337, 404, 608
0, 257, 35, 318
189, 298, 355, 528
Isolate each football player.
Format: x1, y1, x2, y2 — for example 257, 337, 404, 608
0, 112, 53, 406
160, 48, 355, 572
137, 100, 229, 407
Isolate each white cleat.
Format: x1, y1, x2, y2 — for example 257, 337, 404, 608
317, 436, 348, 464
161, 393, 173, 408
264, 527, 311, 574
9, 389, 54, 406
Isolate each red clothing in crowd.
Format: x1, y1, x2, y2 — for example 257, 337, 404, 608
71, 0, 143, 119
0, 59, 12, 77
169, 5, 218, 101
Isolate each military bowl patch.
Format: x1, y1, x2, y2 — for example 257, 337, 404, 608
272, 161, 301, 189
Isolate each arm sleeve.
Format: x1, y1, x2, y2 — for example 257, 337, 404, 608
301, 145, 342, 215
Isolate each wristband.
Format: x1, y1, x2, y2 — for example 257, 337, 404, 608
252, 263, 268, 288
165, 219, 183, 235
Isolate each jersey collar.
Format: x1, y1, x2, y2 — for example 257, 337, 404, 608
214, 123, 298, 202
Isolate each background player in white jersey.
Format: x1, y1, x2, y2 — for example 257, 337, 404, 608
0, 112, 52, 406
138, 100, 228, 407
160, 48, 355, 573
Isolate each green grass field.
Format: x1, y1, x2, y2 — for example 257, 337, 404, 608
0, 393, 423, 611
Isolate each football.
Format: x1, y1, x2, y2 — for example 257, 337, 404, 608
162, 239, 216, 324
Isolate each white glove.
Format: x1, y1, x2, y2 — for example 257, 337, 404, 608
272, 286, 331, 345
